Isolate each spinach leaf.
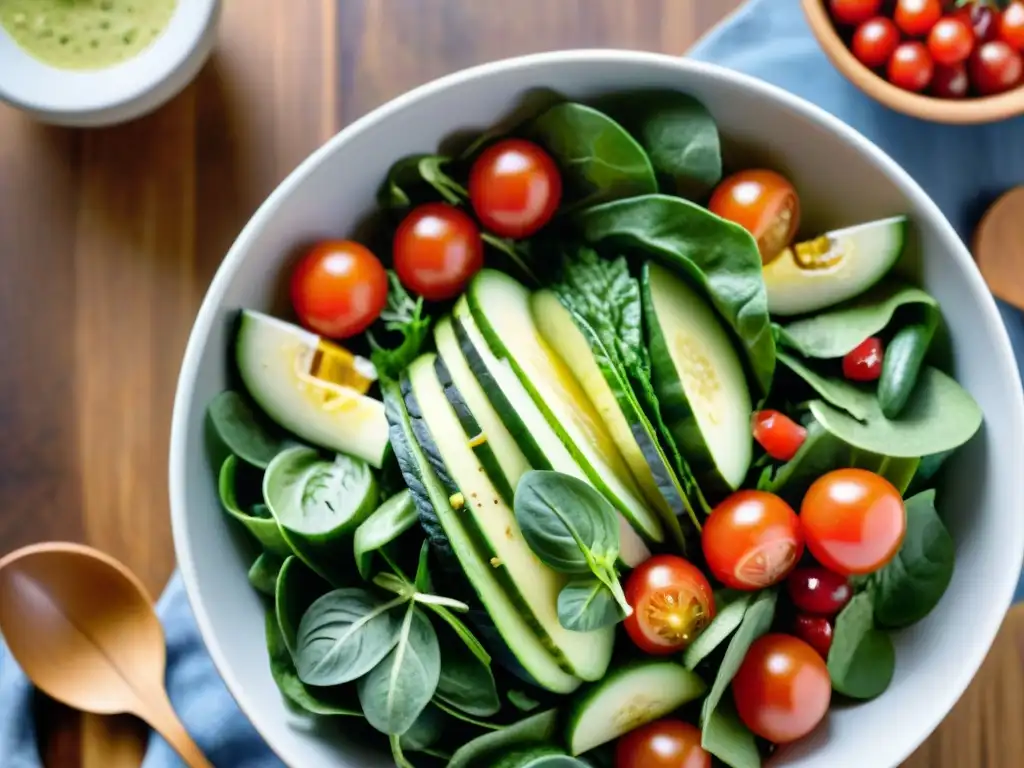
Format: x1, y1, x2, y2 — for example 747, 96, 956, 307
576, 194, 774, 394
599, 89, 722, 200
264, 610, 361, 717
777, 281, 938, 359
435, 622, 500, 717
432, 699, 504, 732
683, 591, 753, 670
482, 232, 542, 286
870, 490, 954, 628
777, 351, 872, 420
701, 698, 760, 768
414, 539, 433, 593
218, 455, 291, 557
353, 490, 418, 580
557, 577, 626, 632
701, 590, 777, 727
379, 154, 466, 209
905, 449, 954, 496
275, 556, 331, 657
207, 390, 286, 469
294, 588, 406, 686
827, 592, 895, 699
809, 366, 983, 457
358, 603, 441, 736
399, 704, 447, 752
369, 271, 434, 382
507, 689, 541, 713
248, 552, 284, 597
526, 102, 657, 207
447, 709, 560, 768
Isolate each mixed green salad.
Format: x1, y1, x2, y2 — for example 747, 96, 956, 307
205, 87, 983, 768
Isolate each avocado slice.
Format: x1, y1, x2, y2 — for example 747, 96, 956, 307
764, 215, 907, 316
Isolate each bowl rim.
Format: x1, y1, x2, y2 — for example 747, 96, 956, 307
801, 0, 1024, 125
169, 48, 1024, 768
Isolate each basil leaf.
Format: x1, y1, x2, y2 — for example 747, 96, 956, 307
435, 623, 500, 717
399, 704, 447, 752
557, 577, 626, 632
683, 591, 753, 670
358, 604, 441, 736
294, 588, 406, 686
827, 592, 895, 700
248, 552, 284, 597
507, 689, 541, 712
207, 390, 287, 469
513, 470, 620, 573
777, 281, 938, 359
448, 709, 560, 768
870, 490, 954, 628
576, 194, 774, 395
353, 489, 418, 580
778, 351, 872, 420
275, 556, 331, 657
701, 697, 760, 768
369, 271, 434, 381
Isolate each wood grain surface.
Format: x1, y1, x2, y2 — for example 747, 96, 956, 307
0, 0, 1020, 765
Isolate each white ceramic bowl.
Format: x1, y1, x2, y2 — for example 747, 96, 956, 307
169, 50, 1024, 768
0, 0, 220, 127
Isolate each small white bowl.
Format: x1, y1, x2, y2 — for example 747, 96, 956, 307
0, 0, 220, 127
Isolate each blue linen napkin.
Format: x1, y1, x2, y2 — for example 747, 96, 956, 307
3, 1, 1023, 764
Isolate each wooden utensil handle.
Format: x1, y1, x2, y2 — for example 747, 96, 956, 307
141, 692, 214, 768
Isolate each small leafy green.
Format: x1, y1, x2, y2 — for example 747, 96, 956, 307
358, 603, 441, 736
905, 449, 954, 496
777, 351, 872, 420
248, 552, 284, 597
827, 592, 895, 700
399, 704, 447, 752
777, 281, 938, 359
556, 577, 626, 632
369, 271, 434, 382
435, 622, 500, 717
809, 366, 983, 457
526, 102, 657, 207
432, 699, 504, 731
275, 556, 331, 657
217, 455, 290, 557
576, 194, 774, 394
379, 154, 466, 209
207, 390, 286, 468
414, 540, 433, 593
353, 489, 418, 580
683, 591, 753, 670
482, 232, 542, 286
701, 698, 760, 768
507, 689, 541, 713
870, 490, 955, 628
447, 709, 559, 768
294, 588, 406, 686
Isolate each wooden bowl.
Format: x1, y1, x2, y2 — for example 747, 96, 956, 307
802, 0, 1024, 124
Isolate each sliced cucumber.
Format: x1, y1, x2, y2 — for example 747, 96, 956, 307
642, 261, 752, 496
407, 354, 614, 683
383, 377, 580, 695
466, 270, 663, 545
452, 299, 651, 568
565, 659, 707, 755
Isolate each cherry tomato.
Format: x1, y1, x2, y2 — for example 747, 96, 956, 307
708, 170, 800, 263
393, 203, 484, 301
792, 615, 834, 659
931, 62, 971, 98
624, 556, 715, 655
752, 410, 807, 462
853, 17, 901, 69
786, 567, 853, 616
955, 2, 999, 45
289, 240, 388, 339
732, 634, 831, 744
894, 0, 943, 37
888, 42, 935, 92
970, 40, 1024, 94
468, 139, 562, 239
1000, 2, 1024, 50
842, 336, 884, 381
928, 17, 975, 66
615, 719, 711, 768
702, 491, 805, 591
829, 0, 882, 26
800, 468, 906, 576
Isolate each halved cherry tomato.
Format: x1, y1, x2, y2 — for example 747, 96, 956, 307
843, 336, 884, 381
393, 203, 484, 301
853, 17, 901, 69
786, 567, 853, 616
708, 170, 800, 263
792, 615, 834, 659
732, 634, 831, 743
615, 719, 711, 768
1000, 2, 1024, 50
970, 40, 1024, 94
752, 410, 807, 461
468, 138, 562, 239
829, 0, 882, 26
888, 42, 935, 92
290, 240, 388, 339
928, 17, 975, 66
931, 62, 971, 98
955, 2, 999, 45
801, 468, 906, 576
623, 555, 715, 655
702, 491, 804, 591
894, 0, 943, 37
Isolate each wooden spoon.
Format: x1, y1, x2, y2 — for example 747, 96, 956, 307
0, 542, 212, 768
973, 186, 1024, 311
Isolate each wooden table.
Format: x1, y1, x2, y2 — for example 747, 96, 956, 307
0, 1, 1021, 765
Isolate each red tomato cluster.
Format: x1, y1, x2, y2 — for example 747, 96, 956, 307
831, 0, 1024, 97
289, 139, 562, 337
